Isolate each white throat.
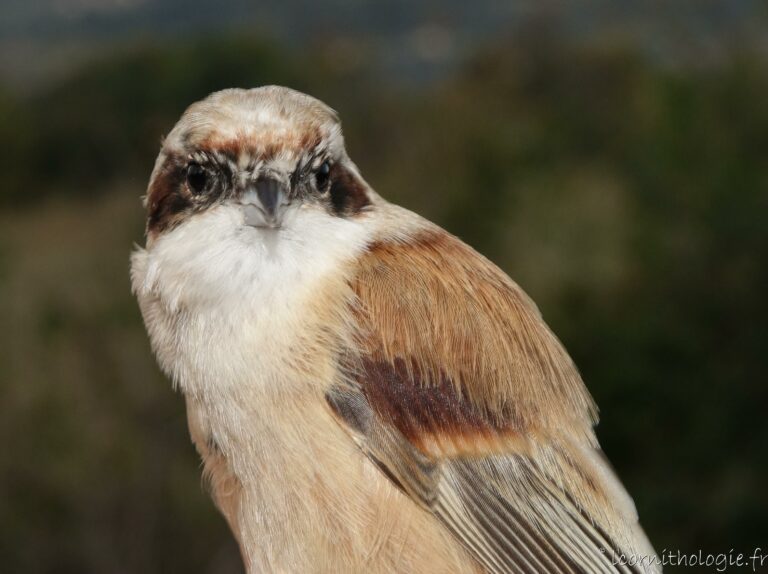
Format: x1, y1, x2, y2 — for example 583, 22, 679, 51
131, 202, 371, 399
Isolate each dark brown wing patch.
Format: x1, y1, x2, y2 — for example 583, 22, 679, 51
348, 356, 522, 457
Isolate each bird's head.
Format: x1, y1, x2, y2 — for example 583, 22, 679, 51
143, 86, 373, 243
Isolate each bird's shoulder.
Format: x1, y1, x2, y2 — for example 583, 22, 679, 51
346, 207, 597, 451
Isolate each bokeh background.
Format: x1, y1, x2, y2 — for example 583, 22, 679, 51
2, 1, 767, 572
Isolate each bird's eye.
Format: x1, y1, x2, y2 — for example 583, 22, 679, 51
186, 162, 208, 194
315, 161, 331, 191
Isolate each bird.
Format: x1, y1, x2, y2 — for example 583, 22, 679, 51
131, 86, 661, 574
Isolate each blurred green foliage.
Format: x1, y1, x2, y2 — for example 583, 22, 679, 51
1, 29, 766, 573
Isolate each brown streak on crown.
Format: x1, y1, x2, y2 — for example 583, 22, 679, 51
196, 127, 323, 163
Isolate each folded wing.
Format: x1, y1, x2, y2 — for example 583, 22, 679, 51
327, 225, 660, 574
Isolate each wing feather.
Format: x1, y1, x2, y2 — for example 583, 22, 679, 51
328, 224, 660, 573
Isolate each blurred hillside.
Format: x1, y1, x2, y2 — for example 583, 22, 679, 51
1, 13, 768, 574
2, 0, 766, 90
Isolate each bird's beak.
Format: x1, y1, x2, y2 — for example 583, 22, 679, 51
240, 176, 290, 228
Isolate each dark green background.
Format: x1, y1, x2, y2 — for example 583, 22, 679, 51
1, 3, 766, 573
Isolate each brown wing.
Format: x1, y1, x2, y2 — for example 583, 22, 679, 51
328, 225, 659, 574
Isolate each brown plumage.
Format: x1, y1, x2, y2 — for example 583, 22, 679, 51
131, 86, 660, 573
